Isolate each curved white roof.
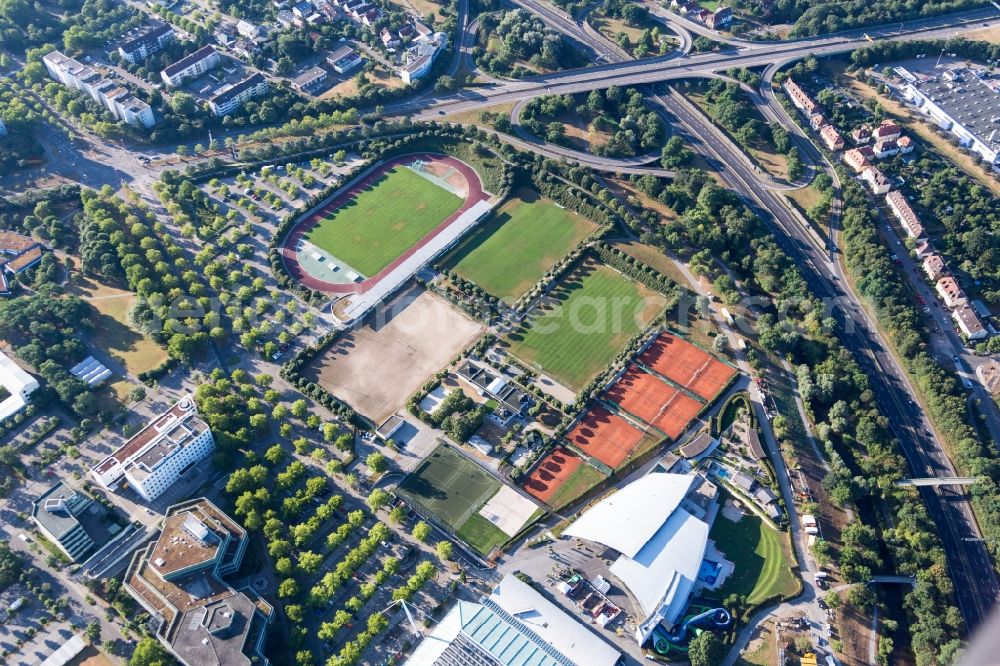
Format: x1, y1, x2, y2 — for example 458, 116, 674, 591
609, 508, 709, 617
564, 473, 694, 558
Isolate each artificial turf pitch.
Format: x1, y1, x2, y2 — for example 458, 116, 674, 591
503, 261, 664, 392
304, 166, 463, 277
397, 445, 501, 531
443, 188, 596, 301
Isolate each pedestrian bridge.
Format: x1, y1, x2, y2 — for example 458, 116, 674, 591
895, 477, 978, 487
870, 575, 915, 585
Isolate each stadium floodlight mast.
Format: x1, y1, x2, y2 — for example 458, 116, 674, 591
381, 599, 423, 637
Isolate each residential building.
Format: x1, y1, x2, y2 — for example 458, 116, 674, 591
914, 239, 934, 259
953, 303, 988, 340
923, 253, 947, 281
0, 349, 38, 422
406, 573, 620, 666
381, 28, 400, 48
398, 32, 446, 84
119, 21, 175, 64
292, 0, 313, 16
123, 499, 273, 666
679, 432, 720, 461
233, 40, 259, 60
327, 46, 363, 73
31, 481, 119, 562
412, 20, 434, 41
276, 10, 296, 27
842, 147, 871, 173
291, 66, 328, 92
873, 121, 902, 142
861, 166, 890, 194
236, 19, 260, 38
398, 24, 416, 40
214, 25, 237, 47
705, 6, 732, 29
90, 396, 214, 502
851, 124, 872, 145
208, 73, 269, 116
783, 79, 818, 116
809, 113, 825, 131
564, 473, 719, 644
42, 51, 155, 128
885, 191, 924, 239
0, 230, 46, 294
819, 124, 844, 151
936, 276, 967, 308
161, 46, 221, 87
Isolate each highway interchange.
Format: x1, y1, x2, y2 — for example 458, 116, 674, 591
7, 0, 999, 645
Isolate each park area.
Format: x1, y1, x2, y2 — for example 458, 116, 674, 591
442, 187, 597, 301
522, 446, 607, 509
604, 365, 705, 439
707, 503, 799, 605
502, 259, 666, 393
639, 333, 737, 401
398, 445, 536, 556
305, 288, 483, 423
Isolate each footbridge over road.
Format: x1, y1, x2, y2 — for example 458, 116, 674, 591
896, 477, 978, 487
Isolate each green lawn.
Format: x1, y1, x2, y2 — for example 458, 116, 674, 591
547, 462, 607, 510
305, 166, 462, 276
503, 260, 665, 391
443, 188, 597, 302
456, 513, 510, 556
707, 506, 800, 605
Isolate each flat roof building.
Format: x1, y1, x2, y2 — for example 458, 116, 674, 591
291, 65, 328, 92
406, 573, 620, 666
42, 51, 155, 128
31, 481, 119, 562
398, 32, 446, 84
903, 73, 1000, 165
161, 46, 221, 87
0, 349, 39, 421
119, 21, 175, 64
327, 46, 363, 74
123, 499, 272, 666
208, 72, 269, 116
90, 396, 214, 502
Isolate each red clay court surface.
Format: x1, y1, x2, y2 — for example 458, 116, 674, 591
639, 333, 737, 401
565, 405, 645, 469
605, 365, 704, 439
523, 447, 582, 504
280, 153, 488, 294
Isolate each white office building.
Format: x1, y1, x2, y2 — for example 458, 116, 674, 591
90, 396, 214, 502
903, 78, 1000, 166
42, 51, 156, 128
398, 32, 446, 84
0, 349, 39, 421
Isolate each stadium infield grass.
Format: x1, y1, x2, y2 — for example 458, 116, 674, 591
442, 188, 597, 301
503, 260, 665, 392
305, 166, 462, 276
707, 504, 799, 605
397, 445, 501, 531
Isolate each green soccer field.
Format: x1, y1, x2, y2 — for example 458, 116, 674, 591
503, 261, 665, 392
304, 166, 463, 277
398, 445, 501, 531
456, 514, 510, 555
707, 504, 800, 605
443, 188, 597, 301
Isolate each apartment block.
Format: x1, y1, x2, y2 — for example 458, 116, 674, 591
208, 73, 269, 116
42, 51, 155, 128
161, 46, 221, 87
119, 21, 175, 64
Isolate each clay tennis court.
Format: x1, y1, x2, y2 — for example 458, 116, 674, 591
523, 447, 582, 503
565, 405, 644, 469
639, 333, 737, 401
605, 365, 703, 439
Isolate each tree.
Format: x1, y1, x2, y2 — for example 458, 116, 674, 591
128, 637, 174, 666
389, 506, 406, 525
366, 452, 388, 474
688, 631, 725, 666
436, 540, 454, 560
290, 398, 308, 418
264, 444, 286, 466
367, 488, 390, 511
84, 621, 101, 644
278, 578, 300, 598
412, 521, 431, 542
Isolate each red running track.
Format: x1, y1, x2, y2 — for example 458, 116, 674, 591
280, 153, 488, 294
